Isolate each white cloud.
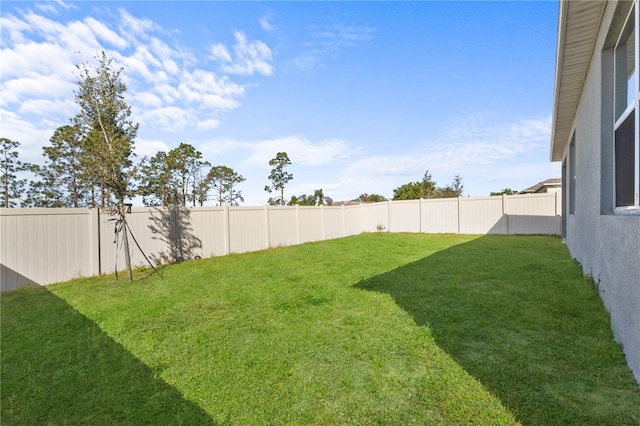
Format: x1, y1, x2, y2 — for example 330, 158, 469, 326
338, 114, 553, 198
137, 107, 197, 132
210, 44, 232, 63
293, 51, 322, 72
1, 4, 274, 161
211, 31, 274, 76
0, 42, 76, 80
197, 119, 221, 130
18, 98, 77, 117
117, 8, 158, 37
135, 92, 163, 108
177, 69, 245, 110
0, 110, 59, 164
135, 138, 171, 158
260, 16, 276, 33
35, 1, 76, 15
3, 75, 75, 105
242, 135, 353, 167
84, 17, 128, 49
314, 24, 375, 45
292, 23, 374, 71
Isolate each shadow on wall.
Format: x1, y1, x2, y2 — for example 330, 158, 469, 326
1, 265, 37, 291
148, 206, 202, 265
486, 214, 562, 235
0, 285, 216, 424
355, 235, 640, 425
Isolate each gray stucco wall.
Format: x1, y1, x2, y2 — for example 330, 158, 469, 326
562, 2, 640, 384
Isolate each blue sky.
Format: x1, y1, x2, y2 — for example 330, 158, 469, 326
1, 1, 560, 205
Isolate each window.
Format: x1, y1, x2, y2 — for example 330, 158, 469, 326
614, 2, 640, 209
569, 134, 576, 214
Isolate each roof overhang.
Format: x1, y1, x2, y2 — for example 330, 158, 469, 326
550, 0, 607, 162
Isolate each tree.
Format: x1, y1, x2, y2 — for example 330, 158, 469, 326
313, 188, 332, 206
420, 170, 437, 198
25, 125, 88, 208
288, 194, 313, 206
393, 181, 423, 200
23, 164, 65, 207
433, 175, 464, 198
138, 151, 175, 206
74, 51, 138, 207
192, 168, 211, 207
1, 138, 30, 208
81, 130, 111, 207
393, 170, 437, 200
393, 171, 463, 200
166, 143, 210, 207
74, 51, 138, 279
264, 152, 293, 206
207, 165, 245, 206
451, 174, 464, 196
352, 193, 387, 203
490, 188, 518, 196
138, 144, 210, 207
287, 189, 333, 206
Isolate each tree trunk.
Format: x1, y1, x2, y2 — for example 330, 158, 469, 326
120, 202, 133, 280
123, 228, 133, 280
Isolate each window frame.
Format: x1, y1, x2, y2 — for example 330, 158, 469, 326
613, 1, 640, 211
569, 134, 576, 214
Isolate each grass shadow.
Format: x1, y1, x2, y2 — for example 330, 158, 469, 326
355, 235, 640, 425
1, 285, 215, 425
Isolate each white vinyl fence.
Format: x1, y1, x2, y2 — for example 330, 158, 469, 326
1, 193, 561, 291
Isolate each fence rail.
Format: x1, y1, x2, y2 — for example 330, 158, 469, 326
1, 193, 561, 290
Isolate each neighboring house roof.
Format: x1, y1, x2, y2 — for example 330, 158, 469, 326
330, 201, 362, 206
519, 178, 562, 194
550, 0, 607, 162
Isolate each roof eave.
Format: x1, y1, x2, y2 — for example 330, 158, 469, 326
550, 0, 607, 162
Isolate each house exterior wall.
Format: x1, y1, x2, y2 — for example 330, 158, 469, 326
561, 2, 640, 383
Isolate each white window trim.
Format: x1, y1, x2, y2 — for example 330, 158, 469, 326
613, 0, 640, 212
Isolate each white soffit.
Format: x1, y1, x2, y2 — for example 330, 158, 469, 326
551, 0, 607, 162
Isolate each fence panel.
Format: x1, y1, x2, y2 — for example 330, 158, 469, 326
298, 207, 324, 243
359, 202, 389, 233
1, 208, 96, 290
344, 205, 364, 236
269, 207, 299, 247
190, 207, 228, 258
504, 193, 557, 216
421, 199, 459, 233
389, 200, 420, 232
460, 197, 507, 234
508, 215, 562, 235
228, 206, 268, 254
323, 207, 345, 239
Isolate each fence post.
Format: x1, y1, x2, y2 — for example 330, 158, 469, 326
321, 205, 325, 241
503, 194, 509, 235
264, 205, 270, 248
295, 205, 301, 244
90, 208, 101, 276
223, 204, 231, 255
457, 197, 461, 234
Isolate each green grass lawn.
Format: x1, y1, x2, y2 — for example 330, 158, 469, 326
2, 234, 639, 425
